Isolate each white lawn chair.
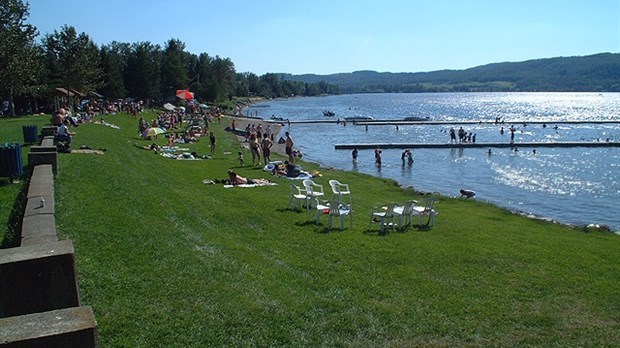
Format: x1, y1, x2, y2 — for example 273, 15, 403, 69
369, 203, 398, 233
329, 179, 352, 205
288, 183, 310, 211
303, 179, 325, 207
393, 201, 417, 230
316, 200, 353, 231
412, 197, 439, 227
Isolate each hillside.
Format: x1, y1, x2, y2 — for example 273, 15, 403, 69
279, 53, 620, 93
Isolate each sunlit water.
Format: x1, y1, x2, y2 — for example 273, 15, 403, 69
246, 93, 620, 232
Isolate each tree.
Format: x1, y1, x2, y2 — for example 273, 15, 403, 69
99, 42, 130, 99
124, 42, 162, 100
160, 39, 189, 100
41, 25, 103, 109
0, 0, 41, 116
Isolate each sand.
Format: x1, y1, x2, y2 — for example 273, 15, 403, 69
223, 115, 289, 157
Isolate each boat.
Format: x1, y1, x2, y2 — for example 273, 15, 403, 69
404, 116, 430, 121
323, 110, 336, 117
343, 115, 374, 122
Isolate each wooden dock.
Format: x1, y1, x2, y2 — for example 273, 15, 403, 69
334, 141, 620, 150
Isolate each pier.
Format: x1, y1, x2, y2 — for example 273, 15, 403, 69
264, 119, 620, 126
334, 141, 620, 150
355, 120, 620, 126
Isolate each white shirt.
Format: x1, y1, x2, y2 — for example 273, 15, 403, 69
57, 124, 70, 136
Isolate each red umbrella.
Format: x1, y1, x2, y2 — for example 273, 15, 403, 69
176, 89, 194, 100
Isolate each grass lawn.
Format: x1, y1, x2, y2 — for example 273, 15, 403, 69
1, 112, 619, 347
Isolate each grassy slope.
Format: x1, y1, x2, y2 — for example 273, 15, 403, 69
1, 113, 619, 347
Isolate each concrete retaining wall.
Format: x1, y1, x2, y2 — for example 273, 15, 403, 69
0, 131, 98, 347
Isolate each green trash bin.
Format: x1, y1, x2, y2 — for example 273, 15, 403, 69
22, 125, 38, 144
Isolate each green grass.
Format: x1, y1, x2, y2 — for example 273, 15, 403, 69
1, 113, 619, 347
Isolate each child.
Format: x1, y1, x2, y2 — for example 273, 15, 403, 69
237, 151, 244, 167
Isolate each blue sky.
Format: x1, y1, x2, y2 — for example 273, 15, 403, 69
27, 0, 619, 75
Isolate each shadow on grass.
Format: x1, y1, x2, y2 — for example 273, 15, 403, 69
1, 171, 30, 249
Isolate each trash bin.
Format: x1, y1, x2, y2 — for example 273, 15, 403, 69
22, 125, 38, 144
0, 143, 24, 178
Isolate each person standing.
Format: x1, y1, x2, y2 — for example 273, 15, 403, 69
249, 133, 262, 166
457, 127, 465, 143
352, 148, 359, 163
285, 131, 295, 163
264, 124, 272, 140
407, 149, 414, 165
209, 131, 216, 156
261, 135, 273, 165
374, 146, 382, 166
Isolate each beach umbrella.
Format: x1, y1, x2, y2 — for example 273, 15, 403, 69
163, 103, 175, 111
176, 89, 194, 100
145, 127, 165, 137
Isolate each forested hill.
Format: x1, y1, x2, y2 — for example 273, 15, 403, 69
279, 53, 620, 93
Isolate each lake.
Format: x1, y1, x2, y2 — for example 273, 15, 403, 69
246, 93, 620, 232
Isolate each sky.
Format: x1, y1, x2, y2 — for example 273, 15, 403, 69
26, 0, 619, 75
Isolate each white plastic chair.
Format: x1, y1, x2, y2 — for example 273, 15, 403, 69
412, 197, 439, 226
316, 200, 352, 231
393, 201, 417, 229
288, 183, 310, 210
369, 203, 398, 233
303, 179, 325, 207
329, 179, 352, 204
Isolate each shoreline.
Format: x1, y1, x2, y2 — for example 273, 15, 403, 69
223, 110, 618, 234
224, 118, 616, 234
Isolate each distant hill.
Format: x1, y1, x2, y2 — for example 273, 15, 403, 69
279, 53, 620, 93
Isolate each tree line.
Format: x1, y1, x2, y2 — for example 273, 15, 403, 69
281, 53, 620, 93
0, 0, 339, 116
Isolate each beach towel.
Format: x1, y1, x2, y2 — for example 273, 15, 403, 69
70, 149, 105, 155
94, 120, 120, 129
276, 171, 313, 180
223, 181, 277, 188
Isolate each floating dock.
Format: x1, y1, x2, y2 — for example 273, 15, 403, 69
335, 141, 620, 150
355, 120, 620, 126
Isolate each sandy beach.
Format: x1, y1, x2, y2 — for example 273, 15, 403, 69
223, 115, 288, 157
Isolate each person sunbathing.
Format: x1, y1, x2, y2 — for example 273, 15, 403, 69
227, 170, 271, 186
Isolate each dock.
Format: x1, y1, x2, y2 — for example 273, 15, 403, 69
334, 141, 620, 150
264, 119, 619, 126
355, 120, 620, 126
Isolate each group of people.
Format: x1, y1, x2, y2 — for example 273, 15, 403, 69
449, 127, 477, 144
236, 122, 277, 166
52, 107, 77, 149
242, 123, 273, 143
351, 147, 414, 167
